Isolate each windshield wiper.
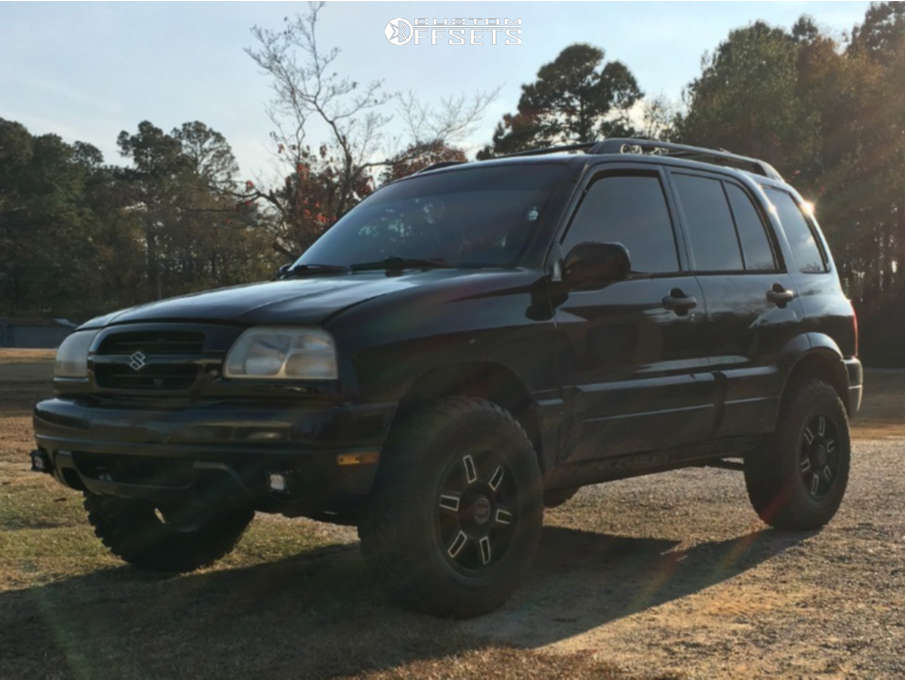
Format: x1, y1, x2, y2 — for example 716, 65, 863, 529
280, 263, 349, 279
349, 256, 451, 272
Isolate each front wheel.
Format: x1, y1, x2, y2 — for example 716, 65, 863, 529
358, 397, 543, 618
84, 493, 253, 572
744, 379, 850, 530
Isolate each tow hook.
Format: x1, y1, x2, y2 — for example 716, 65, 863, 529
30, 449, 52, 474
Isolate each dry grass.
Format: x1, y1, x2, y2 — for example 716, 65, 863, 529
0, 348, 56, 364
0, 350, 900, 679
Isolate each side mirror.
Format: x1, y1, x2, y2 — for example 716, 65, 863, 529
276, 263, 292, 280
562, 241, 631, 289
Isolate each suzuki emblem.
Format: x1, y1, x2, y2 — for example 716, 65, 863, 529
128, 351, 147, 372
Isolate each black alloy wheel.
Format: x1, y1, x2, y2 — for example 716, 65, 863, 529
435, 450, 517, 572
799, 414, 840, 499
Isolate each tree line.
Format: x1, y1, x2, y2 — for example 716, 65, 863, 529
0, 2, 901, 364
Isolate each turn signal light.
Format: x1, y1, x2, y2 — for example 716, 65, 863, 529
336, 452, 380, 466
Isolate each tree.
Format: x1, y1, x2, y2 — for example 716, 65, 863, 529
676, 21, 817, 170
0, 120, 107, 317
0, 117, 275, 321
836, 2, 904, 363
637, 94, 679, 141
116, 121, 191, 299
244, 2, 496, 257
116, 121, 273, 300
380, 141, 467, 184
173, 121, 240, 192
675, 4, 904, 365
478, 43, 642, 157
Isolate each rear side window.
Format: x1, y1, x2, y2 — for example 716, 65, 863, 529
725, 183, 777, 271
672, 174, 743, 271
563, 174, 678, 274
764, 187, 826, 273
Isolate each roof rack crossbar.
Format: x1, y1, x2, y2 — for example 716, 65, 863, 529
590, 138, 783, 180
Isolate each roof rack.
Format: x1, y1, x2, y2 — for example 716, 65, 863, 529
493, 142, 598, 159
415, 142, 596, 174
417, 138, 783, 181
590, 138, 783, 180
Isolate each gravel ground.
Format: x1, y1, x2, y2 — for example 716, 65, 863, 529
463, 437, 905, 679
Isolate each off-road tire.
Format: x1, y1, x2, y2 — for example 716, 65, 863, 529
358, 397, 543, 618
83, 493, 253, 572
744, 379, 850, 530
543, 486, 580, 508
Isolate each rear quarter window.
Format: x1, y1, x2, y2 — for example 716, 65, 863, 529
725, 183, 777, 271
763, 187, 827, 273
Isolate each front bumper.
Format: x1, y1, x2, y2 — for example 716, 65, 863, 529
33, 396, 396, 513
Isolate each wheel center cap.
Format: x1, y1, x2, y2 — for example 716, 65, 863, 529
814, 444, 827, 467
471, 496, 492, 525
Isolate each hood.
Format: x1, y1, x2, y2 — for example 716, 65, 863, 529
82, 270, 511, 329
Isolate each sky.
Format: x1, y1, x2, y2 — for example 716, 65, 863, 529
2, 1, 872, 184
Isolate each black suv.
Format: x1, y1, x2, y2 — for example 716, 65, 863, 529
32, 138, 862, 617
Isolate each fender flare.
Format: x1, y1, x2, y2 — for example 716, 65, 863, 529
776, 332, 849, 414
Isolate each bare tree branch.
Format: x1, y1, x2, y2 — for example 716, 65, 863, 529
244, 2, 500, 253
397, 88, 502, 146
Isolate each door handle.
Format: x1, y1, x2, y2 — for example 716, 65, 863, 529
766, 283, 796, 307
662, 288, 697, 314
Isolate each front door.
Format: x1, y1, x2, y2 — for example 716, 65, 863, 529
552, 165, 717, 462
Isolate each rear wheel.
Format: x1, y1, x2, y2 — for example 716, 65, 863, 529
358, 397, 543, 617
83, 493, 253, 572
744, 380, 850, 530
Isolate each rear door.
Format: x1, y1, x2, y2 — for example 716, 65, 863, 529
760, 185, 856, 356
667, 170, 801, 436
552, 164, 717, 461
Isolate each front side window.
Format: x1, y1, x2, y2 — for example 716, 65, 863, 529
763, 186, 826, 273
672, 173, 743, 272
562, 174, 679, 274
296, 164, 573, 269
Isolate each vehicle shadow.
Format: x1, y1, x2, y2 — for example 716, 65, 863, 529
0, 524, 813, 679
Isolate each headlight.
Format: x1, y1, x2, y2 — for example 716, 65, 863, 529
224, 327, 338, 380
54, 330, 98, 379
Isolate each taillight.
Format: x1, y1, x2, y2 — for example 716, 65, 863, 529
850, 300, 859, 357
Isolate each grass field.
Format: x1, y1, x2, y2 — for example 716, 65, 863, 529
0, 350, 901, 679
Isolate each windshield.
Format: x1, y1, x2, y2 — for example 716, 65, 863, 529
295, 163, 573, 269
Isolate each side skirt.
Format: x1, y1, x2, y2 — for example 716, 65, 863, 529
543, 435, 765, 490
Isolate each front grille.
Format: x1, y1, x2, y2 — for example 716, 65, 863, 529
94, 363, 199, 390
98, 331, 204, 356
93, 328, 208, 392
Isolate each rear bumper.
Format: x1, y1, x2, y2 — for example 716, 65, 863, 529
844, 357, 863, 415
33, 396, 396, 512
